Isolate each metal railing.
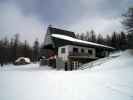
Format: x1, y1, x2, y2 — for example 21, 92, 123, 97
68, 52, 92, 58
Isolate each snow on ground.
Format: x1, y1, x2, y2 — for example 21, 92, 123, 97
0, 63, 55, 71
0, 50, 133, 100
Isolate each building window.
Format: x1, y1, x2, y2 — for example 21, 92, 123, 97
73, 48, 78, 53
88, 49, 92, 54
81, 48, 84, 53
61, 48, 65, 53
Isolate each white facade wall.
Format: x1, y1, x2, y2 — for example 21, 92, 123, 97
58, 45, 96, 61
58, 45, 69, 61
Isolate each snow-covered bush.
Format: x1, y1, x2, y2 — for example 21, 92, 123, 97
14, 57, 31, 65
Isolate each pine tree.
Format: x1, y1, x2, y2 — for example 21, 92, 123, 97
89, 30, 96, 42
12, 34, 19, 61
86, 31, 90, 41
80, 33, 85, 40
110, 32, 119, 49
105, 35, 111, 46
0, 39, 4, 66
97, 34, 104, 44
122, 7, 133, 48
119, 32, 128, 50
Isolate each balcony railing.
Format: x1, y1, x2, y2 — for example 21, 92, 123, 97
68, 52, 97, 59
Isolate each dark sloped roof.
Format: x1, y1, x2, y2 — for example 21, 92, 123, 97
48, 26, 76, 38
44, 26, 114, 50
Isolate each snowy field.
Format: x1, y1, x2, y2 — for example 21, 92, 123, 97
0, 50, 133, 100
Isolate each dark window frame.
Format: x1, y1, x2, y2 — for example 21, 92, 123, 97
73, 48, 79, 53
88, 49, 92, 54
61, 48, 65, 54
81, 48, 84, 53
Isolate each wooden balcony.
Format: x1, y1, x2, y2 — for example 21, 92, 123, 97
68, 52, 98, 59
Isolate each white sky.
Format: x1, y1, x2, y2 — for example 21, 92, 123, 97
0, 0, 132, 44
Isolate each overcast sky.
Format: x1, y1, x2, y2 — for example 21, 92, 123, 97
0, 0, 132, 44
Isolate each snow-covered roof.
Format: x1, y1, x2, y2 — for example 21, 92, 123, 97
15, 57, 31, 63
51, 34, 114, 49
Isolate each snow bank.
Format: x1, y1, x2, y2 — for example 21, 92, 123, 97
83, 49, 133, 72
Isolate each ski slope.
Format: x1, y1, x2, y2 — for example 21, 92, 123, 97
0, 50, 133, 100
